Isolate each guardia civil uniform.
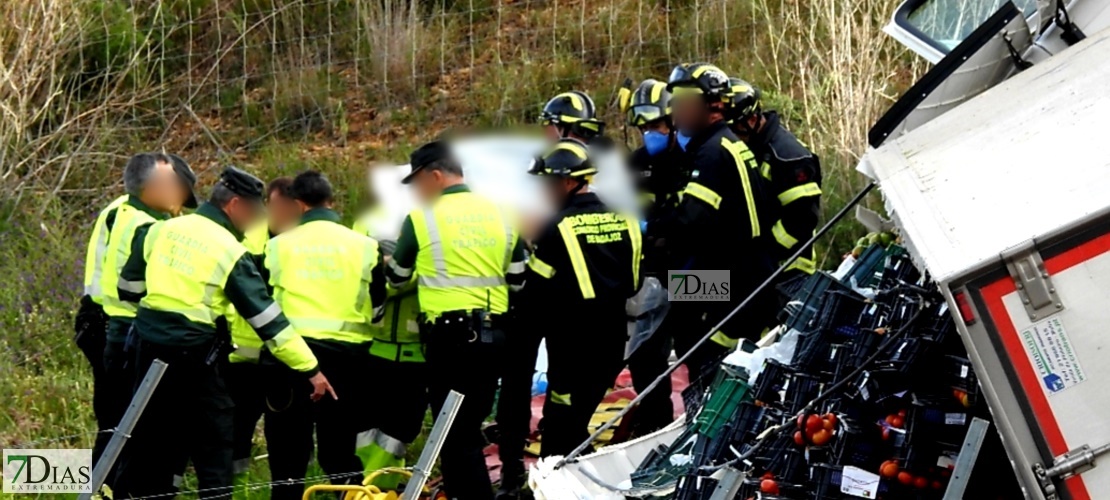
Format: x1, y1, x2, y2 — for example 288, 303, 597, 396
352, 208, 428, 491
264, 206, 386, 500
113, 168, 319, 500
385, 141, 528, 500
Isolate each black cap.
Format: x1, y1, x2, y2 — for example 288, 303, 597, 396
218, 166, 265, 202
166, 153, 199, 209
402, 141, 452, 184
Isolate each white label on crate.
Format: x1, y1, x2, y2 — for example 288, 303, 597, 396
945, 413, 967, 426
1019, 316, 1086, 395
840, 466, 881, 498
938, 302, 949, 316
960, 364, 969, 378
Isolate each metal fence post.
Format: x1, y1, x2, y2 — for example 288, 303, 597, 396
79, 359, 169, 500
942, 417, 991, 500
405, 390, 464, 499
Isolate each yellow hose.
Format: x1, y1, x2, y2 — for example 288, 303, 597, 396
299, 468, 430, 500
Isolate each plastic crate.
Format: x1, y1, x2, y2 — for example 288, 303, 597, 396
808, 463, 896, 500
784, 373, 822, 414
884, 336, 933, 373
832, 424, 881, 469
780, 272, 858, 333
845, 369, 909, 404
845, 244, 888, 289
752, 359, 789, 406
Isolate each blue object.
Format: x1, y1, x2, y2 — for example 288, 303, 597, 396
640, 220, 649, 233
531, 371, 548, 397
643, 130, 670, 156
676, 131, 693, 151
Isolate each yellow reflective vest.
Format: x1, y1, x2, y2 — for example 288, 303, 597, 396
266, 209, 381, 345
408, 192, 516, 316
83, 195, 129, 303
227, 222, 271, 363
101, 199, 164, 321
354, 210, 424, 363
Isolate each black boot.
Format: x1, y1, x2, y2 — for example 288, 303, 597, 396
494, 459, 524, 500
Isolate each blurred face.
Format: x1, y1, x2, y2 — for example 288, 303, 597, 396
224, 196, 265, 234
638, 119, 671, 136
544, 124, 563, 141
142, 161, 191, 216
542, 177, 577, 207
670, 93, 710, 136
266, 189, 301, 235
410, 168, 447, 205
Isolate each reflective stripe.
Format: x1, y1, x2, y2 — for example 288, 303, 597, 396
527, 256, 556, 278
247, 302, 282, 329
682, 182, 722, 210
710, 331, 739, 349
422, 208, 449, 275
232, 458, 251, 475
100, 296, 137, 314
118, 279, 146, 294
507, 261, 526, 275
265, 325, 297, 349
356, 428, 408, 457
772, 220, 799, 249
721, 138, 761, 238
233, 345, 262, 361
172, 475, 184, 488
556, 219, 595, 300
550, 391, 572, 406
627, 217, 642, 286
760, 162, 772, 181
362, 239, 380, 283
418, 275, 506, 288
785, 256, 817, 275
288, 317, 372, 335
778, 182, 822, 206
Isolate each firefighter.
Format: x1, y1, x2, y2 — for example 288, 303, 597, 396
93, 153, 197, 482
225, 176, 297, 497
726, 78, 822, 286
540, 91, 607, 143
113, 167, 334, 499
352, 203, 428, 491
523, 138, 643, 458
263, 170, 387, 500
618, 79, 690, 436
386, 141, 528, 500
652, 63, 779, 387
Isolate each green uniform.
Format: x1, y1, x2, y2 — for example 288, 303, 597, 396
227, 222, 272, 363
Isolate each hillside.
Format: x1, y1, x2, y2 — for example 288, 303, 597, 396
0, 0, 920, 494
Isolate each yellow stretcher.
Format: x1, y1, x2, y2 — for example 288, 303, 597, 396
301, 468, 432, 500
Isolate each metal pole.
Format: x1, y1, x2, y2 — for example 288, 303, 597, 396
708, 467, 747, 500
943, 417, 991, 500
405, 390, 465, 499
555, 182, 877, 468
79, 359, 169, 500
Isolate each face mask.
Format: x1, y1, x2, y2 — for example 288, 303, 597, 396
643, 130, 670, 156
676, 131, 693, 151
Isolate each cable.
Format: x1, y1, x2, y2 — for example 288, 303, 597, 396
555, 182, 876, 469
128, 470, 369, 499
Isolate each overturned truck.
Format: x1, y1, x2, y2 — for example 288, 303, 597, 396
529, 1, 1110, 499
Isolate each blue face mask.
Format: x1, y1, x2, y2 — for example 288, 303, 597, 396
643, 130, 670, 156
676, 131, 693, 151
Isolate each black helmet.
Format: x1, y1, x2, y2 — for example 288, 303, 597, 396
528, 138, 597, 179
540, 91, 606, 139
727, 77, 762, 124
666, 63, 731, 102
620, 79, 671, 127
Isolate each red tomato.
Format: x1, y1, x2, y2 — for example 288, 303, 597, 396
897, 409, 907, 418
879, 461, 900, 478
885, 415, 897, 426
760, 479, 780, 495
914, 476, 928, 489
806, 414, 825, 434
940, 468, 952, 478
825, 413, 838, 427
932, 480, 944, 490
797, 414, 805, 429
897, 471, 914, 485
762, 472, 774, 480
881, 428, 891, 441
891, 416, 905, 429
794, 431, 805, 446
811, 429, 833, 446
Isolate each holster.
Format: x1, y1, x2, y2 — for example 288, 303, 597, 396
420, 310, 505, 350
206, 317, 234, 366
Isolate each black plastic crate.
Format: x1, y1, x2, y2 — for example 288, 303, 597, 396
673, 474, 718, 500
845, 244, 888, 288
784, 373, 822, 414
833, 424, 881, 469
779, 271, 858, 333
879, 250, 921, 289
813, 290, 870, 341
809, 463, 893, 500
845, 369, 909, 404
846, 328, 884, 368
752, 359, 789, 406
884, 336, 933, 373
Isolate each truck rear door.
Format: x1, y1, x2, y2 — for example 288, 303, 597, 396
949, 210, 1110, 500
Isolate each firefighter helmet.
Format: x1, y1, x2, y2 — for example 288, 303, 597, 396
528, 138, 597, 179
621, 79, 672, 127
727, 77, 762, 124
666, 63, 731, 102
540, 91, 606, 139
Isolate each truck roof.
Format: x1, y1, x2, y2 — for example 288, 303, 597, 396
859, 26, 1110, 283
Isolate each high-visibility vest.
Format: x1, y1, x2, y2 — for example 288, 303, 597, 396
354, 210, 423, 363
228, 222, 270, 363
83, 195, 129, 303
409, 192, 515, 316
266, 218, 381, 344
101, 203, 161, 319
141, 214, 248, 327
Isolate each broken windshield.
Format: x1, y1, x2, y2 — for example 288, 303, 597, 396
902, 0, 1038, 51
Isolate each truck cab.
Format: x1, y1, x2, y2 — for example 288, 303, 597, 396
863, 1, 1110, 498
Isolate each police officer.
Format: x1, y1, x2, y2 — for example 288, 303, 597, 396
386, 141, 528, 500
225, 176, 297, 497
727, 78, 822, 284
89, 153, 198, 478
540, 91, 606, 143
113, 167, 334, 499
523, 138, 643, 457
352, 204, 428, 491
262, 170, 387, 499
654, 63, 779, 387
618, 79, 689, 436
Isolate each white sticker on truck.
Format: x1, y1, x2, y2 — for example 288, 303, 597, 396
1019, 316, 1086, 394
